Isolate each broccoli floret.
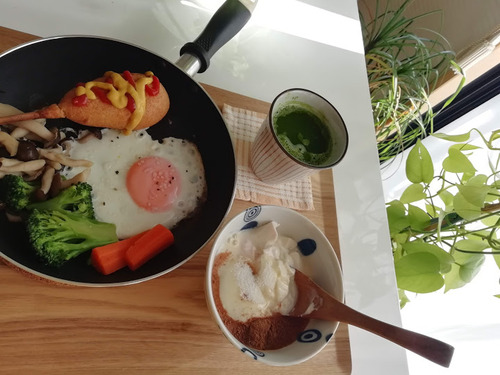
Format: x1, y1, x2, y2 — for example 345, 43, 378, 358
27, 182, 95, 218
27, 209, 118, 267
0, 174, 39, 211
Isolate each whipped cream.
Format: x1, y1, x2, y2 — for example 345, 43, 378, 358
216, 221, 303, 322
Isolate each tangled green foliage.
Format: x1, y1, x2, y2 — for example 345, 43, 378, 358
387, 129, 500, 307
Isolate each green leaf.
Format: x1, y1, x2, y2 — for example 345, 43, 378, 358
425, 203, 438, 217
408, 204, 431, 231
445, 251, 485, 292
485, 187, 500, 203
489, 130, 500, 144
454, 239, 489, 252
442, 148, 476, 174
433, 131, 472, 142
406, 139, 434, 184
444, 263, 467, 291
459, 256, 484, 283
456, 175, 489, 208
400, 183, 427, 203
393, 232, 409, 245
461, 171, 476, 183
395, 252, 444, 293
386, 200, 409, 234
493, 254, 500, 270
393, 242, 404, 261
468, 174, 488, 184
482, 215, 500, 227
449, 143, 481, 152
439, 190, 454, 212
453, 192, 483, 220
398, 289, 411, 309
403, 241, 454, 273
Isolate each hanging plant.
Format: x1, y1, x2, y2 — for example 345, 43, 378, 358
387, 129, 500, 307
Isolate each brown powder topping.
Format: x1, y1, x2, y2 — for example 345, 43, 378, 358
212, 252, 309, 351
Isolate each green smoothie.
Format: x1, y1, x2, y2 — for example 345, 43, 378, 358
273, 102, 333, 166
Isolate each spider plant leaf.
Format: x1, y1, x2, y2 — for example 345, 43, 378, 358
361, 0, 462, 162
437, 61, 466, 110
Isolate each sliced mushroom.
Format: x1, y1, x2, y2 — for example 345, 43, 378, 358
40, 166, 56, 195
59, 168, 91, 189
38, 148, 93, 168
9, 126, 30, 139
0, 103, 55, 140
43, 127, 61, 149
0, 158, 45, 173
0, 131, 19, 156
0, 157, 23, 167
47, 160, 63, 171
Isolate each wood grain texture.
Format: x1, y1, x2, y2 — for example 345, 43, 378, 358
0, 26, 351, 375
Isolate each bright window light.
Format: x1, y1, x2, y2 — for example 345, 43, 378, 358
180, 0, 364, 54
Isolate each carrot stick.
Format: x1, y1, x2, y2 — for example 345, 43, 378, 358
125, 224, 174, 271
91, 231, 146, 275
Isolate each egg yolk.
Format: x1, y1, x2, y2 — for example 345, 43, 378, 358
126, 156, 180, 212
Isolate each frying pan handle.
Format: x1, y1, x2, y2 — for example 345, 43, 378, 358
179, 0, 255, 74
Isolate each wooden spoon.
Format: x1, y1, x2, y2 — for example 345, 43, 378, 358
290, 269, 454, 368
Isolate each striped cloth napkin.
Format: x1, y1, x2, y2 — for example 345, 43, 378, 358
222, 104, 314, 210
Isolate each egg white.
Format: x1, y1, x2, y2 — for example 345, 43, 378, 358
63, 129, 206, 238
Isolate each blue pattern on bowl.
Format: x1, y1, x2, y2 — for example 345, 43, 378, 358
241, 347, 265, 360
243, 206, 261, 222
241, 221, 258, 230
297, 238, 317, 256
297, 329, 322, 343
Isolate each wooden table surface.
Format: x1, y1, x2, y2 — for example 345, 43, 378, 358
0, 27, 351, 375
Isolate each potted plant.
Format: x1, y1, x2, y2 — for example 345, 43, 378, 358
359, 0, 465, 163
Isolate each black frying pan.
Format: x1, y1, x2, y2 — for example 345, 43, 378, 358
0, 0, 254, 285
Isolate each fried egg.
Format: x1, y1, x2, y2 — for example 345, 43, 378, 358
63, 129, 206, 238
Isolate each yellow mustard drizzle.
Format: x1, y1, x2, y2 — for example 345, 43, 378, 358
75, 71, 154, 135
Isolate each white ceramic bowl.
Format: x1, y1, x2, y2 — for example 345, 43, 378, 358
205, 205, 344, 366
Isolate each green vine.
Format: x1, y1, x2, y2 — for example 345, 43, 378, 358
387, 129, 500, 307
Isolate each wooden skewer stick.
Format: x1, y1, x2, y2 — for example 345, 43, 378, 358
0, 104, 65, 125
